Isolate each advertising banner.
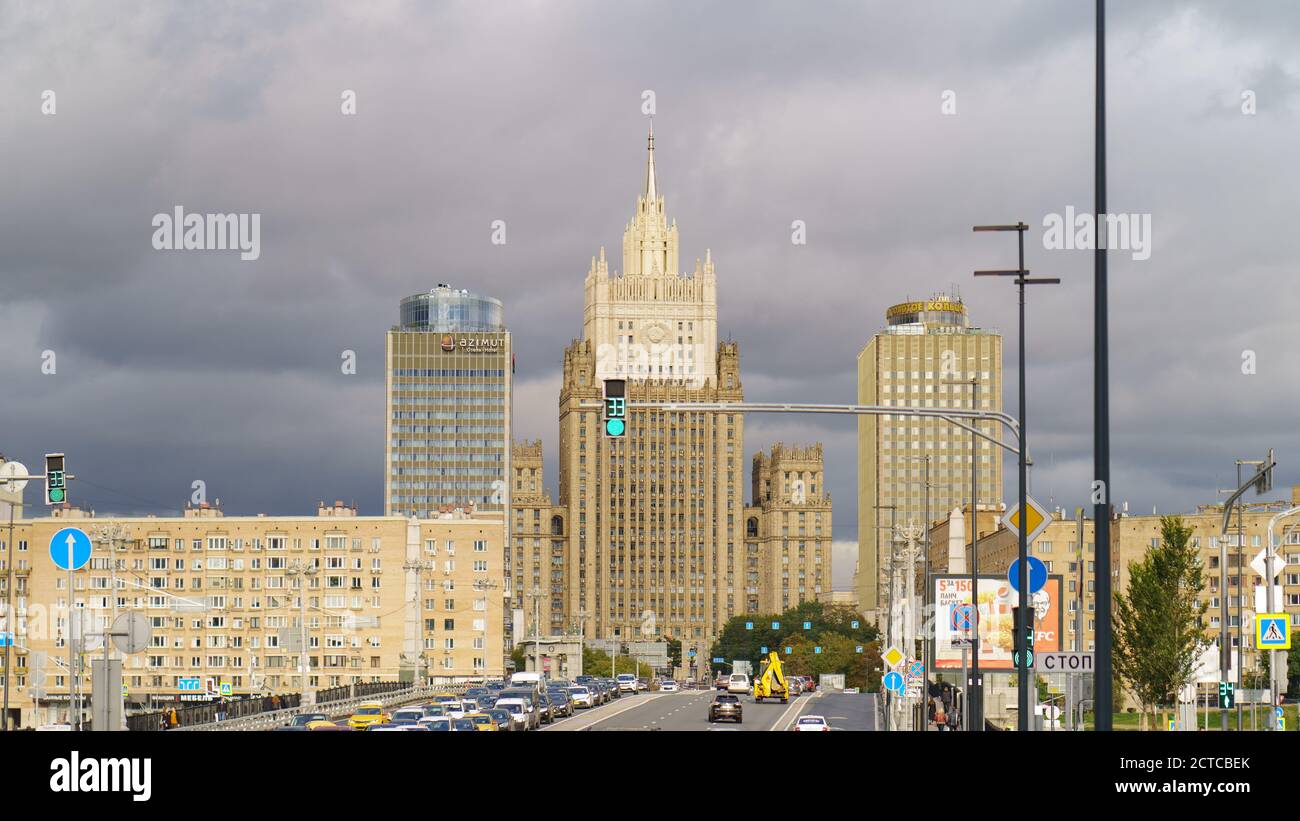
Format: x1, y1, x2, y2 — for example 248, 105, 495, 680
933, 574, 1063, 669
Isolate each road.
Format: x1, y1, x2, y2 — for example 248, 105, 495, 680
545, 688, 879, 731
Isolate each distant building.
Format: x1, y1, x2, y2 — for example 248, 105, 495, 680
385, 284, 512, 516
857, 296, 1003, 624
0, 503, 504, 729
743, 443, 833, 614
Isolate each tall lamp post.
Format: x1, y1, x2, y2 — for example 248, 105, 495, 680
472, 578, 500, 679
942, 375, 982, 731
973, 221, 1059, 731
1093, 0, 1113, 731
286, 560, 318, 703
95, 524, 132, 729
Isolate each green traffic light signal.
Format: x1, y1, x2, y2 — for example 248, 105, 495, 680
605, 418, 625, 436
49, 488, 65, 503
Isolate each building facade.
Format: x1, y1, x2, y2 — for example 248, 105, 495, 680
0, 502, 504, 729
385, 285, 512, 517
857, 296, 1003, 624
558, 128, 745, 675
509, 440, 567, 637
743, 444, 833, 614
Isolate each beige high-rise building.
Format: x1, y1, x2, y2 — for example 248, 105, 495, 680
857, 297, 1003, 623
0, 500, 504, 729
385, 285, 512, 517
509, 440, 567, 636
558, 127, 744, 672
742, 444, 833, 614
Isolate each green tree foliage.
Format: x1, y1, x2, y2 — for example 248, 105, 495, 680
580, 646, 652, 678
1113, 516, 1210, 729
708, 601, 878, 683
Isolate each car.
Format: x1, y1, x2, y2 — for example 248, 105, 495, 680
484, 680, 507, 692
715, 675, 730, 690
658, 680, 679, 693
709, 693, 743, 724
484, 708, 515, 731
546, 689, 574, 717
307, 720, 353, 731
347, 702, 390, 730
418, 704, 448, 719
460, 697, 486, 713
465, 712, 500, 731
535, 692, 556, 724
569, 685, 595, 708
273, 725, 308, 731
636, 677, 649, 692
726, 674, 751, 695
287, 712, 328, 727
787, 677, 804, 696
802, 677, 817, 693
792, 715, 831, 732
443, 701, 467, 719
464, 688, 489, 701
431, 693, 460, 704
549, 678, 572, 690
606, 678, 624, 698
586, 680, 606, 704
390, 708, 427, 725
495, 697, 536, 731
420, 717, 464, 732
616, 673, 638, 693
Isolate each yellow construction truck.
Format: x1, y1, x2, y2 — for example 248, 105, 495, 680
752, 651, 789, 703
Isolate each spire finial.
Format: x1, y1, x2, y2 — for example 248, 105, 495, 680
644, 121, 657, 202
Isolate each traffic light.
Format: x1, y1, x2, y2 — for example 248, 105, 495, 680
1218, 681, 1235, 709
1012, 605, 1034, 670
603, 379, 626, 438
44, 452, 66, 506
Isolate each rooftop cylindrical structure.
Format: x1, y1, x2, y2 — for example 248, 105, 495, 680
884, 295, 968, 329
399, 284, 505, 331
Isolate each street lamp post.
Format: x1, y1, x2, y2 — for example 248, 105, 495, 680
287, 560, 318, 704
974, 220, 1059, 732
1266, 507, 1300, 729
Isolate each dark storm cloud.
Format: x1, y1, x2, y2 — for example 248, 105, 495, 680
2, 1, 1299, 593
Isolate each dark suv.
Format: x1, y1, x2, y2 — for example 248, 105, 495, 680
708, 693, 743, 724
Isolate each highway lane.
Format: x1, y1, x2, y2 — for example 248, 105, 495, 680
550, 688, 879, 731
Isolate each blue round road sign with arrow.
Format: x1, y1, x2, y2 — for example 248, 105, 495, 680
1008, 556, 1047, 594
884, 671, 904, 693
50, 527, 92, 571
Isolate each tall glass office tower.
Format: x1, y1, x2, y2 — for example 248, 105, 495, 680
385, 284, 512, 516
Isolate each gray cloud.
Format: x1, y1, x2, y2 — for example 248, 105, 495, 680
3, 1, 1299, 595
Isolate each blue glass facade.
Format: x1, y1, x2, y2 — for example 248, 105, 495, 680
399, 285, 505, 332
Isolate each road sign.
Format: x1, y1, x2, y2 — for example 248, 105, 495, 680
784, 646, 792, 654
803, 621, 812, 630
814, 646, 822, 654
951, 604, 975, 631
111, 612, 152, 654
883, 671, 904, 693
856, 645, 864, 654
760, 646, 768, 654
1251, 548, 1286, 581
1257, 614, 1291, 650
1218, 681, 1235, 709
1004, 496, 1051, 544
909, 661, 924, 677
851, 620, 860, 629
744, 622, 753, 630
1008, 556, 1048, 594
178, 677, 201, 692
49, 527, 91, 571
712, 657, 724, 663
0, 460, 29, 493
771, 621, 780, 630
220, 683, 233, 697
949, 637, 971, 649
1036, 651, 1094, 672
0, 632, 12, 647
882, 646, 905, 668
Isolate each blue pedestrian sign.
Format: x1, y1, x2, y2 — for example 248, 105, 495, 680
884, 671, 904, 693
1008, 556, 1048, 594
49, 527, 92, 571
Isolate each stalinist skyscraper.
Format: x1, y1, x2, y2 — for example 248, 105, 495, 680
559, 126, 744, 672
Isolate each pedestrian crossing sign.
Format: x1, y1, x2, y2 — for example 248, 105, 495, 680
1257, 614, 1291, 649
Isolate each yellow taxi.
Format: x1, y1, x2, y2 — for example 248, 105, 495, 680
464, 712, 499, 732
347, 702, 390, 730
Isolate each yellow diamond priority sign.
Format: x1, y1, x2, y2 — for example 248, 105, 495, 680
1005, 496, 1051, 544
883, 646, 905, 668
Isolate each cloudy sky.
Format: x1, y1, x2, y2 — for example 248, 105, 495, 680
3, 1, 1299, 589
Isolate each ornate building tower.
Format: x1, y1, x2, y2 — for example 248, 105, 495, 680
560, 128, 744, 677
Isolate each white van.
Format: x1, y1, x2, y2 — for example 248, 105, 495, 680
616, 673, 638, 693
510, 671, 545, 693
727, 673, 751, 695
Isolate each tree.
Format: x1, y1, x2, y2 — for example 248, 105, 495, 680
1113, 516, 1210, 730
580, 646, 652, 678
665, 637, 682, 670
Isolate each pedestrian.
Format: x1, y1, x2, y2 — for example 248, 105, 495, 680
159, 713, 168, 731
168, 707, 179, 728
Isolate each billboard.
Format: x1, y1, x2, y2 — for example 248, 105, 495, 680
933, 574, 1064, 670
